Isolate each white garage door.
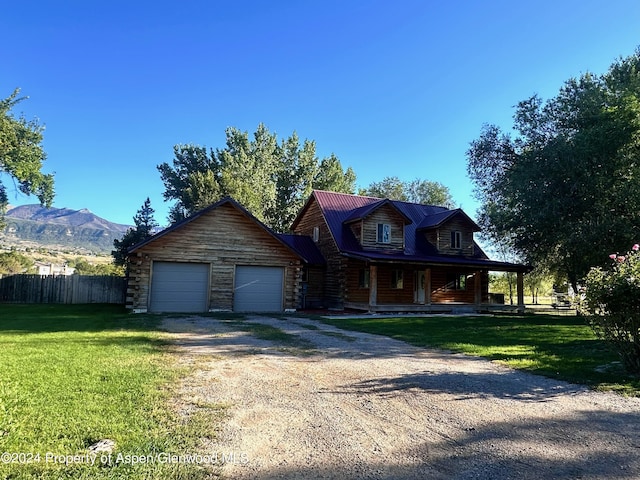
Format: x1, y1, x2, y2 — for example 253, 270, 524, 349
150, 262, 209, 313
234, 266, 284, 312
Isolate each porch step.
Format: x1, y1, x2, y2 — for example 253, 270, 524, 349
451, 306, 476, 315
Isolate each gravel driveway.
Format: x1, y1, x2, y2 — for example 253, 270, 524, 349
162, 314, 640, 479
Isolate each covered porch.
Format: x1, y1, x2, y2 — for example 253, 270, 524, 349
344, 261, 528, 314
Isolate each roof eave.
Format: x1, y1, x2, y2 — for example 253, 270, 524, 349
339, 250, 531, 272
128, 197, 308, 263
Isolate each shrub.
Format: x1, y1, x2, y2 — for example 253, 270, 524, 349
581, 244, 640, 374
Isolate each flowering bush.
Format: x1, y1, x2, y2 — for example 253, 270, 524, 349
581, 244, 640, 374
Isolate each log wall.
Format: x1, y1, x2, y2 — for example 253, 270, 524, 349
343, 263, 490, 306
359, 204, 405, 251
423, 217, 475, 256
293, 197, 345, 308
127, 203, 302, 311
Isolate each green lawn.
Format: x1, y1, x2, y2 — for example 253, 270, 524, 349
319, 313, 640, 396
0, 304, 222, 479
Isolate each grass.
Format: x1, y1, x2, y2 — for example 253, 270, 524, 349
219, 317, 316, 352
319, 313, 640, 396
0, 304, 223, 479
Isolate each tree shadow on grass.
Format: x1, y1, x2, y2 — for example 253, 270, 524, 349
0, 304, 164, 333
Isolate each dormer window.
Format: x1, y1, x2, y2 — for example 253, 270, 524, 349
377, 223, 391, 244
451, 231, 462, 249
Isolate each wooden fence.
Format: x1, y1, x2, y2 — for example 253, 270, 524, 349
0, 274, 126, 304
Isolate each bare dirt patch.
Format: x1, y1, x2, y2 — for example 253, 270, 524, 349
162, 315, 640, 479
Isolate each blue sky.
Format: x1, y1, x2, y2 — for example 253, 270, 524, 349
2, 0, 639, 227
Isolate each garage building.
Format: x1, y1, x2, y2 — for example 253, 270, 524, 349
126, 197, 323, 313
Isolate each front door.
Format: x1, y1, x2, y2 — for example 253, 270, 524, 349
415, 270, 426, 304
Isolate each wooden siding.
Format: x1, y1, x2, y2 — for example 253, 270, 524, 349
424, 217, 475, 256
302, 266, 325, 309
344, 260, 369, 303
293, 197, 345, 308
0, 274, 125, 304
344, 263, 489, 306
344, 262, 415, 305
127, 203, 301, 311
430, 269, 489, 303
360, 205, 405, 251
349, 222, 363, 245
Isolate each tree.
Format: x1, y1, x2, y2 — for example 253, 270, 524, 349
71, 258, 122, 276
267, 133, 318, 233
157, 124, 357, 231
0, 89, 54, 224
467, 49, 640, 290
360, 176, 405, 200
217, 124, 278, 226
157, 144, 220, 223
359, 176, 455, 207
0, 250, 33, 274
112, 198, 159, 266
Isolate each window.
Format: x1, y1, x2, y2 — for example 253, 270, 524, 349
391, 269, 404, 289
312, 226, 319, 243
446, 272, 467, 290
451, 230, 462, 249
358, 269, 370, 288
377, 223, 391, 244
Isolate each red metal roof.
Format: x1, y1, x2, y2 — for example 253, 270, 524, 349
277, 234, 326, 265
304, 190, 528, 271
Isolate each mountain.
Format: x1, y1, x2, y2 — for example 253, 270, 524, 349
1, 205, 132, 254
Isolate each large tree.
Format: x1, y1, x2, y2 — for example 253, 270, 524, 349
359, 176, 455, 208
467, 49, 640, 290
0, 89, 54, 223
157, 124, 356, 231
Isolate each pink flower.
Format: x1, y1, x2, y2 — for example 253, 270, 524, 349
618, 256, 626, 263
633, 244, 639, 251
609, 254, 617, 260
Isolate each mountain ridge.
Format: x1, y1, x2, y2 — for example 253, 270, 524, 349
2, 205, 133, 254
6, 205, 131, 232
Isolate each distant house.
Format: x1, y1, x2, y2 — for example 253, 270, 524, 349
126, 191, 529, 313
35, 262, 75, 276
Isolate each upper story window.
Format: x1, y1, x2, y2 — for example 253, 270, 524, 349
451, 230, 462, 249
312, 226, 319, 243
377, 223, 391, 244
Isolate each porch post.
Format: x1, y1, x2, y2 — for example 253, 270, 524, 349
368, 265, 378, 311
474, 270, 482, 306
516, 270, 525, 313
424, 268, 431, 305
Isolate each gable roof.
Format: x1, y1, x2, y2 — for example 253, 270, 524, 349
342, 198, 413, 225
277, 234, 326, 266
416, 208, 481, 231
128, 196, 321, 264
294, 190, 528, 271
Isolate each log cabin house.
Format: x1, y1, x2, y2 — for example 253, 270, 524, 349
126, 191, 529, 313
291, 190, 530, 313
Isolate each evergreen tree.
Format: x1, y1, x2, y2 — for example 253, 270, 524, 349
112, 198, 159, 266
